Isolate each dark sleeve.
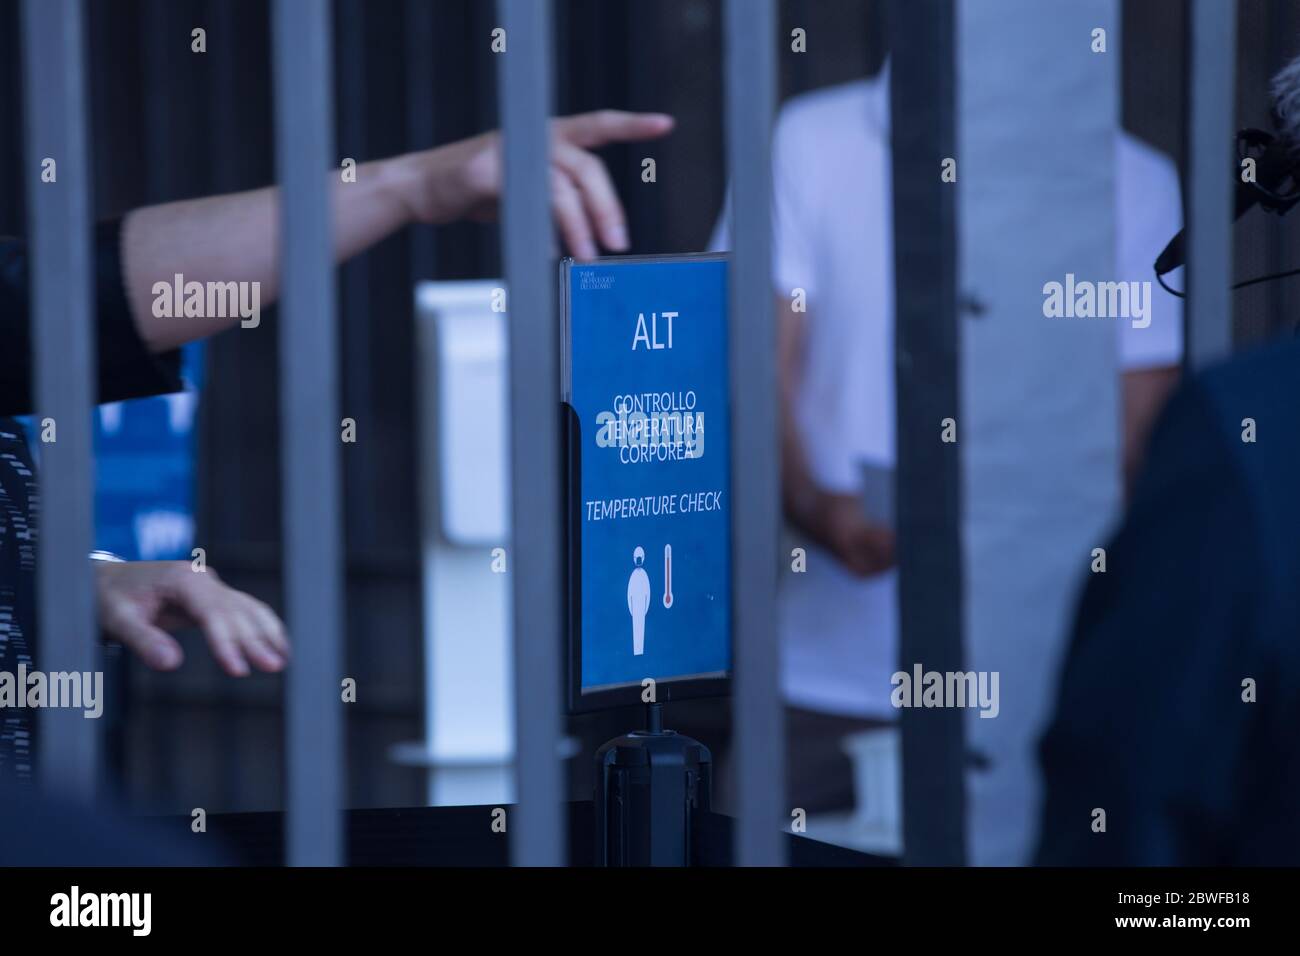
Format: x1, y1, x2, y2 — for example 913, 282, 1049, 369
1034, 379, 1263, 865
0, 219, 183, 415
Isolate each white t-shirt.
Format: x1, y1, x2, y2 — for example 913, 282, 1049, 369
711, 72, 1184, 718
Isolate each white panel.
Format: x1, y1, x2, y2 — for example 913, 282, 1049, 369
427, 548, 513, 764
417, 281, 510, 545
405, 282, 514, 808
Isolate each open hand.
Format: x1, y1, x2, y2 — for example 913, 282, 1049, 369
401, 110, 675, 260
94, 560, 288, 676
812, 492, 896, 578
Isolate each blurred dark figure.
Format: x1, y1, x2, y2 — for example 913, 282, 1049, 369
1037, 337, 1300, 864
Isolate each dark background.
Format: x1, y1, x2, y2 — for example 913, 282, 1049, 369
0, 0, 1294, 813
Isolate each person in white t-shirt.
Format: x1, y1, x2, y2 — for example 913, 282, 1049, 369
710, 66, 1183, 813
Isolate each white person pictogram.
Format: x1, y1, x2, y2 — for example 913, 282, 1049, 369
627, 546, 651, 655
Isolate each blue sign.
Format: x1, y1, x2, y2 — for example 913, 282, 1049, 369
93, 343, 203, 561
565, 255, 731, 696
18, 343, 203, 562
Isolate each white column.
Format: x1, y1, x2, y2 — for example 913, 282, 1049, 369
958, 0, 1120, 865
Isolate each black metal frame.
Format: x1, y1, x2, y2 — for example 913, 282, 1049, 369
889, 0, 966, 867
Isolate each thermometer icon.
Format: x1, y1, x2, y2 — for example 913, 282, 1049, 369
662, 544, 673, 609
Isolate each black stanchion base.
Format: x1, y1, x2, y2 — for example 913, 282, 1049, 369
593, 723, 712, 867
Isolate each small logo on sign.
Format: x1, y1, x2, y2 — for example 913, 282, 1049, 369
579, 270, 615, 291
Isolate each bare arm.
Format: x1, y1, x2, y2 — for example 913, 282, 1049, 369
120, 159, 407, 350
776, 293, 818, 533
1121, 365, 1180, 492
121, 110, 674, 352
775, 294, 894, 577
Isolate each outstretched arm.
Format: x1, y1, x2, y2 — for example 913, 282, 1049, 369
121, 110, 674, 352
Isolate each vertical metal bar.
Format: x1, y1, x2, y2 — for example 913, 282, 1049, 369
22, 0, 98, 799
725, 0, 784, 867
336, 0, 373, 560
142, 0, 181, 204
405, 0, 438, 283
889, 0, 965, 865
273, 0, 343, 867
0, 5, 22, 231
497, 0, 564, 867
476, 0, 503, 276
1185, 0, 1237, 369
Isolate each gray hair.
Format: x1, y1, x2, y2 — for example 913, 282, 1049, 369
1271, 53, 1300, 146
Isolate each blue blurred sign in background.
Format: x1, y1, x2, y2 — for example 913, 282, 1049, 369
92, 343, 203, 561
